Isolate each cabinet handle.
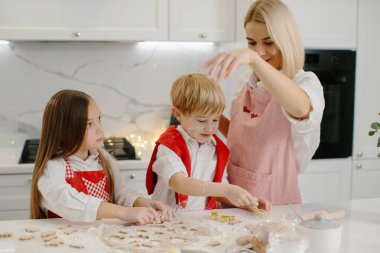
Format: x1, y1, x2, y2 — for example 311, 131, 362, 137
356, 152, 363, 158
199, 32, 207, 39
28, 177, 33, 183
129, 174, 136, 180
355, 163, 363, 169
73, 32, 81, 37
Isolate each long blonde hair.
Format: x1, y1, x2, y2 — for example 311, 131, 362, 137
30, 89, 115, 219
170, 73, 225, 116
244, 0, 304, 78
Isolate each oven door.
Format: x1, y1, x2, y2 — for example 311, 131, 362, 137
312, 71, 355, 159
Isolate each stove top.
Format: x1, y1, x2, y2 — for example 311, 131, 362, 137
19, 137, 137, 164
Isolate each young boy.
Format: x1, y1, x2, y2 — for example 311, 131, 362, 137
146, 73, 269, 210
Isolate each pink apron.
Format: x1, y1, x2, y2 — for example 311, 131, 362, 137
48, 157, 110, 218
227, 82, 301, 205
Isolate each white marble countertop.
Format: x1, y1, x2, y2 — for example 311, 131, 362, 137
0, 160, 149, 174
0, 198, 379, 253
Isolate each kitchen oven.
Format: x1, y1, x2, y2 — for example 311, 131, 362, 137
304, 49, 356, 159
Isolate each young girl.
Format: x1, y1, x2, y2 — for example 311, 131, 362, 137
200, 0, 325, 205
146, 73, 270, 211
30, 89, 175, 224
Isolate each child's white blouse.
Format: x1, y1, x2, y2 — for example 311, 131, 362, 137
151, 125, 229, 210
38, 150, 142, 221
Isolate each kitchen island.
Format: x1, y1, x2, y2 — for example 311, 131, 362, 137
0, 198, 379, 253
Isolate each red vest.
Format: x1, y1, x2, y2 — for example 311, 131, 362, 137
145, 126, 230, 210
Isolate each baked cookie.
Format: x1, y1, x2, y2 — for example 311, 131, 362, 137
69, 243, 85, 249
24, 226, 40, 233
19, 235, 35, 241
0, 232, 12, 238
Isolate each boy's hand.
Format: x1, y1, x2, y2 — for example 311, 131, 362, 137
224, 184, 256, 207
245, 197, 271, 212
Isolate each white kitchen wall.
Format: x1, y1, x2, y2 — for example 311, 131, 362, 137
0, 41, 244, 163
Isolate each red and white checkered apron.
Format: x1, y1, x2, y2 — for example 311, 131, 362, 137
47, 156, 110, 218
64, 157, 110, 201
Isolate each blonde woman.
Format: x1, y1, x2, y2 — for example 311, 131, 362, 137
200, 0, 325, 205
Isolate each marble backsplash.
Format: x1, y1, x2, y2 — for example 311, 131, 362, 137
0, 41, 244, 163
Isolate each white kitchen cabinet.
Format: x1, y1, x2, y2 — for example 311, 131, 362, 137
0, 0, 234, 42
351, 0, 380, 199
0, 0, 168, 41
353, 0, 380, 161
298, 158, 351, 203
121, 169, 148, 197
235, 0, 357, 49
352, 159, 380, 199
169, 0, 235, 41
235, 0, 251, 43
0, 173, 32, 220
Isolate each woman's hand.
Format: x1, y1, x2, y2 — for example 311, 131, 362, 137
200, 48, 255, 80
133, 198, 176, 221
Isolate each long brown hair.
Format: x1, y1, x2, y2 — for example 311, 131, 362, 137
30, 89, 115, 219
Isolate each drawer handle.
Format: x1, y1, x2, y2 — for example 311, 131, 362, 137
199, 32, 207, 39
129, 174, 136, 180
28, 177, 33, 183
355, 163, 362, 169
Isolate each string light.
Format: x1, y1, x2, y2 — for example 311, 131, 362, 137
126, 134, 159, 159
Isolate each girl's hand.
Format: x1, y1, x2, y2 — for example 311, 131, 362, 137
224, 184, 256, 207
133, 198, 176, 221
144, 199, 176, 221
119, 207, 159, 225
200, 48, 255, 80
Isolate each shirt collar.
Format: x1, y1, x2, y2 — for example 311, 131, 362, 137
177, 125, 216, 146
248, 73, 264, 88
69, 149, 99, 163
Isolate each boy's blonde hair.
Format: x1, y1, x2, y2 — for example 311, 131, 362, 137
244, 0, 304, 78
170, 73, 225, 116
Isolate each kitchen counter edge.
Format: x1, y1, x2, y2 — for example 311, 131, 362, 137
0, 160, 149, 174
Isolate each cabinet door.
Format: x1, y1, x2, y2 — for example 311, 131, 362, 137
121, 169, 148, 197
353, 0, 380, 160
0, 173, 32, 220
298, 159, 351, 203
284, 0, 357, 49
352, 159, 380, 199
169, 0, 235, 41
235, 0, 357, 49
0, 0, 168, 41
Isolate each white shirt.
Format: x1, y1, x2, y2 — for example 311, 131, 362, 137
38, 150, 142, 222
151, 126, 228, 210
233, 69, 325, 172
